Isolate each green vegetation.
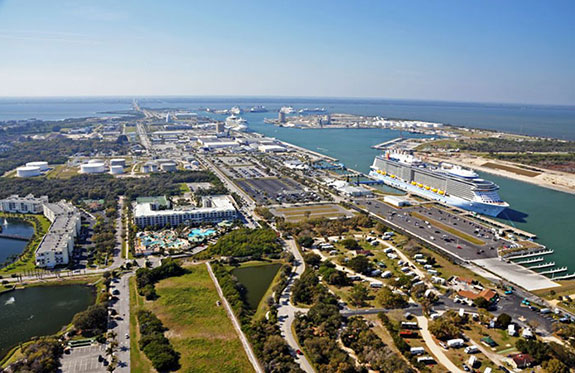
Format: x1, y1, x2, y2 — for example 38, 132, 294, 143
206, 228, 281, 258
377, 287, 408, 309
487, 153, 575, 173
3, 338, 63, 373
428, 310, 467, 341
0, 170, 221, 204
136, 309, 180, 371
72, 304, 108, 337
0, 137, 129, 175
135, 259, 186, 300
341, 317, 413, 372
129, 277, 154, 373
278, 213, 374, 238
427, 137, 575, 153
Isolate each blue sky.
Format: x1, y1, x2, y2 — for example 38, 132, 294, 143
0, 0, 573, 105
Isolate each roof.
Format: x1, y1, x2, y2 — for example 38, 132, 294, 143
512, 353, 534, 367
136, 196, 170, 207
480, 336, 496, 347
455, 276, 474, 284
457, 289, 498, 302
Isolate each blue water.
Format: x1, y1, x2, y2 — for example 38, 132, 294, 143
188, 228, 216, 238
0, 218, 34, 265
1, 97, 574, 140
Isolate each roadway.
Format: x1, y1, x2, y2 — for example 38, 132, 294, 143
276, 239, 314, 373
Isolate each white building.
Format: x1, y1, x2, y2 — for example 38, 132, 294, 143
383, 195, 411, 207
36, 201, 81, 268
134, 195, 237, 228
326, 179, 372, 197
258, 144, 286, 153
0, 194, 49, 213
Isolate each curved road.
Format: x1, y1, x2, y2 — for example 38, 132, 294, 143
277, 239, 314, 373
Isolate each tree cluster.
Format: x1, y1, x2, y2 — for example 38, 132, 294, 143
136, 309, 180, 371
135, 259, 185, 300
6, 338, 63, 373
341, 317, 413, 372
207, 228, 281, 258
278, 214, 374, 239
72, 304, 108, 337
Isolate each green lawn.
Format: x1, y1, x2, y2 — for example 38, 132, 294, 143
145, 265, 253, 373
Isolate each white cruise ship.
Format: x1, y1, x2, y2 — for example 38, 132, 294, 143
225, 115, 248, 131
369, 150, 509, 217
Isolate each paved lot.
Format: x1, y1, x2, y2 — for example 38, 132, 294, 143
60, 345, 106, 373
474, 257, 559, 291
236, 177, 320, 204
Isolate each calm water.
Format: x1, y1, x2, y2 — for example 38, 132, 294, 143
0, 285, 94, 357
232, 263, 281, 310
0, 218, 34, 265
1, 97, 574, 140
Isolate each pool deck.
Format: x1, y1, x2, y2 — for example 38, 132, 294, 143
472, 257, 560, 291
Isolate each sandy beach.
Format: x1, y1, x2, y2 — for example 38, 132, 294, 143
428, 153, 575, 195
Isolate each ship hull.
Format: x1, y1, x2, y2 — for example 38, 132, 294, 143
369, 171, 507, 217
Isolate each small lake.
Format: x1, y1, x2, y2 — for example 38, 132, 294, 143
0, 218, 34, 265
0, 285, 95, 358
232, 263, 281, 310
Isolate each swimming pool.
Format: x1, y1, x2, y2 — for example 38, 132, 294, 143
188, 228, 216, 239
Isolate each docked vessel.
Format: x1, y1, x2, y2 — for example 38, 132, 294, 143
280, 106, 295, 114
369, 150, 509, 217
249, 105, 268, 113
230, 106, 243, 115
225, 115, 248, 131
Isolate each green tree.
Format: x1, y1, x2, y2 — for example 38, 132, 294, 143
543, 358, 569, 373
347, 255, 373, 275
349, 283, 369, 307
495, 313, 512, 329
377, 287, 407, 309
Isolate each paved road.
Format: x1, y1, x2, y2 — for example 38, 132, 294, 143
416, 315, 465, 373
277, 239, 314, 373
108, 273, 132, 372
206, 262, 264, 373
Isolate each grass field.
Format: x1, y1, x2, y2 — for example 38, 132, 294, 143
146, 265, 253, 373
482, 162, 541, 177
129, 277, 154, 373
46, 164, 78, 179
272, 204, 354, 222
410, 211, 485, 246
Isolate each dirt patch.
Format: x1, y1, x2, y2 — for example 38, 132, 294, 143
482, 162, 541, 177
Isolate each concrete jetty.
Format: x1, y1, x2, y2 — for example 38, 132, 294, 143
540, 267, 568, 275
516, 257, 544, 265
506, 249, 554, 260
528, 262, 555, 270
371, 137, 404, 150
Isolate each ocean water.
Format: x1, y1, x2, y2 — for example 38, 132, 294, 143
0, 97, 574, 140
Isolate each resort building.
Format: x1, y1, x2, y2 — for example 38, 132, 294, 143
0, 194, 49, 214
133, 195, 237, 228
35, 201, 81, 268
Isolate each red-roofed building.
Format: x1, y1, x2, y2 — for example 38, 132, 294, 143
457, 288, 498, 303
511, 353, 534, 369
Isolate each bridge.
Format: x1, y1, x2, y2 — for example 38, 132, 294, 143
0, 233, 30, 241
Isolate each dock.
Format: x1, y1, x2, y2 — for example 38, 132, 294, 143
371, 137, 404, 150
527, 262, 555, 270
539, 267, 568, 275
506, 249, 554, 260
0, 233, 29, 241
552, 272, 575, 281
515, 257, 544, 265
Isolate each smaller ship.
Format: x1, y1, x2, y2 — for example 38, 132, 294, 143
249, 105, 268, 113
298, 107, 326, 114
280, 106, 295, 114
230, 106, 243, 115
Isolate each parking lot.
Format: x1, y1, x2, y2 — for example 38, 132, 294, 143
236, 177, 321, 204
60, 345, 106, 373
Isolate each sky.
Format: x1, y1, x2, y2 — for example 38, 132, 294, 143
0, 0, 574, 105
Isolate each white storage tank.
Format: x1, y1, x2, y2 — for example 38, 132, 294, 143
80, 162, 106, 174
17, 166, 41, 177
160, 162, 177, 172
88, 159, 102, 164
25, 161, 49, 171
141, 162, 159, 173
109, 165, 124, 175
110, 158, 126, 167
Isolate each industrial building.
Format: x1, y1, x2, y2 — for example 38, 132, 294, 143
0, 194, 49, 213
36, 201, 81, 268
25, 161, 49, 171
383, 195, 411, 207
326, 179, 372, 197
133, 195, 237, 228
16, 166, 42, 177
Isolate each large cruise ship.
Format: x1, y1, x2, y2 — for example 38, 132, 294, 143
369, 150, 509, 217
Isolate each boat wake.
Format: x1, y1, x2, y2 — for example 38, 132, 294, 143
5, 297, 15, 305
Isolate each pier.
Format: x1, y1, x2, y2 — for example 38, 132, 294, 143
506, 249, 554, 260
539, 267, 567, 275
515, 257, 544, 265
527, 262, 555, 270
0, 233, 29, 241
371, 137, 403, 150
552, 273, 575, 281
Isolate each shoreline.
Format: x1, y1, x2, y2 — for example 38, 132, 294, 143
430, 154, 575, 196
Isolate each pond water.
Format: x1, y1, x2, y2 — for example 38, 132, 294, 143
0, 285, 95, 358
0, 218, 34, 265
232, 263, 282, 310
